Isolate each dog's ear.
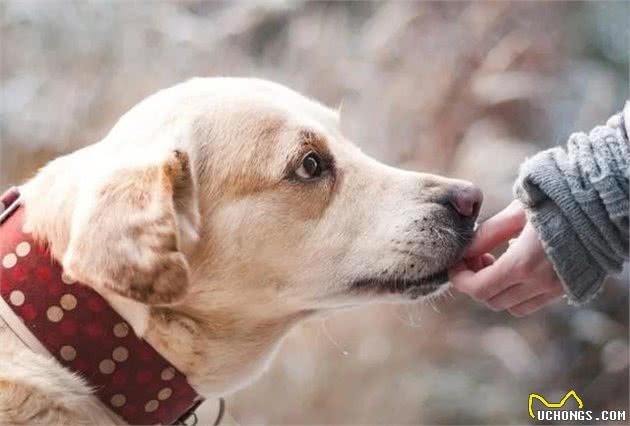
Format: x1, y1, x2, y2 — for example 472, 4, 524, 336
63, 150, 200, 305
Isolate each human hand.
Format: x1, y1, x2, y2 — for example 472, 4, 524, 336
448, 201, 565, 316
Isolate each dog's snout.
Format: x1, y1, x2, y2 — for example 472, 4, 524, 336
447, 184, 483, 219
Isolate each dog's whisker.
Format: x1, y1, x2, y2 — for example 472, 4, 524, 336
429, 297, 441, 313
411, 301, 424, 323
446, 287, 455, 299
320, 318, 350, 356
404, 304, 416, 326
393, 305, 416, 327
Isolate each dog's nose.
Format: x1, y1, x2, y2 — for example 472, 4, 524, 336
448, 184, 483, 219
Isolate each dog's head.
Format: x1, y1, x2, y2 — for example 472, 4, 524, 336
40, 78, 480, 316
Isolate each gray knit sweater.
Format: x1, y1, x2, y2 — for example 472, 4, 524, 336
514, 102, 630, 305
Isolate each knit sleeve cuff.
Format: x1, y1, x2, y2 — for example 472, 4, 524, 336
514, 157, 607, 305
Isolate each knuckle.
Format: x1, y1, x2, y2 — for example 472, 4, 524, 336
451, 279, 474, 296
510, 300, 537, 316
512, 259, 532, 278
470, 286, 489, 301
449, 276, 464, 289
495, 298, 512, 310
485, 300, 503, 311
507, 200, 526, 220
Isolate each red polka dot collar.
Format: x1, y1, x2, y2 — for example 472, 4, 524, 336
0, 187, 216, 425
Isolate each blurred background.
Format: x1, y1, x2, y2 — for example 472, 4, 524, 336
1, 1, 628, 424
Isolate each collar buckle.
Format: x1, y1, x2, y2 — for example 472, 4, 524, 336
0, 187, 22, 225
175, 398, 225, 426
175, 397, 226, 426
176, 411, 198, 426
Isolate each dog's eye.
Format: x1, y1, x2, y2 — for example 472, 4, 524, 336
295, 152, 323, 180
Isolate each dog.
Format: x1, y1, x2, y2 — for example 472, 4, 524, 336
0, 77, 482, 425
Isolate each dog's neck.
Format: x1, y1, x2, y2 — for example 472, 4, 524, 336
142, 294, 309, 396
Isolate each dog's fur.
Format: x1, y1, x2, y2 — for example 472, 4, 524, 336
0, 78, 477, 425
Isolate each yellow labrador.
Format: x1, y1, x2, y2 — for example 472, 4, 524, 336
0, 78, 481, 424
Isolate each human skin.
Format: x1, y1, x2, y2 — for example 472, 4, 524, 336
448, 201, 565, 316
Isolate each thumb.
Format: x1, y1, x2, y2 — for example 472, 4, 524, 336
464, 200, 527, 258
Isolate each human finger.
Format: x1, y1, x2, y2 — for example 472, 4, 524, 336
485, 281, 548, 311
462, 253, 496, 272
508, 288, 564, 317
464, 200, 527, 258
450, 253, 518, 301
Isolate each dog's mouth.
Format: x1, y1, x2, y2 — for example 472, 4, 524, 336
349, 221, 475, 300
350, 269, 449, 299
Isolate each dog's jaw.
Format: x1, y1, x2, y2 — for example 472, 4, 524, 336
350, 269, 450, 299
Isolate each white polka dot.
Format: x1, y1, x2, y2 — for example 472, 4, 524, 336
15, 242, 31, 257
161, 367, 175, 381
21, 223, 32, 234
110, 394, 126, 408
112, 346, 129, 362
61, 272, 76, 285
9, 290, 25, 306
113, 322, 129, 338
99, 359, 116, 374
60, 294, 77, 311
145, 400, 159, 413
46, 306, 64, 322
60, 345, 76, 361
157, 387, 172, 401
2, 253, 17, 269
